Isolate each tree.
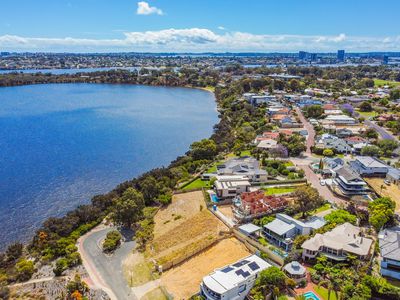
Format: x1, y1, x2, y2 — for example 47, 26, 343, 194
359, 101, 372, 112
111, 188, 145, 228
139, 176, 161, 205
251, 266, 288, 299
15, 259, 34, 281
304, 105, 324, 118
368, 197, 395, 231
293, 185, 324, 218
325, 209, 357, 225
53, 258, 69, 276
360, 145, 381, 157
6, 242, 23, 262
323, 149, 334, 157
363, 128, 378, 139
377, 139, 398, 157
190, 139, 217, 160
102, 230, 122, 253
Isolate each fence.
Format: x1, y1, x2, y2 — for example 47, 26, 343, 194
233, 229, 285, 266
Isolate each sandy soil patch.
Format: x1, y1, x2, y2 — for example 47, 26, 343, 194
154, 191, 205, 238
218, 205, 234, 219
365, 178, 400, 213
161, 238, 250, 299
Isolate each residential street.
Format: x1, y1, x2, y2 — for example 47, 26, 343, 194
364, 119, 396, 140
295, 106, 315, 154
77, 226, 137, 300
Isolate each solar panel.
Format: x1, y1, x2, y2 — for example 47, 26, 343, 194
235, 269, 251, 278
248, 262, 260, 271
222, 266, 234, 273
242, 271, 251, 278
233, 260, 250, 267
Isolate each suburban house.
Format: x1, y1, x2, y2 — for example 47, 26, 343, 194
217, 157, 268, 183
322, 114, 357, 125
200, 254, 271, 300
379, 227, 400, 280
349, 156, 389, 177
302, 222, 373, 261
333, 165, 369, 196
315, 134, 352, 154
232, 191, 288, 223
312, 157, 344, 177
336, 128, 353, 138
263, 213, 326, 251
214, 176, 251, 200
386, 168, 400, 187
283, 261, 307, 283
244, 93, 278, 106
256, 139, 279, 150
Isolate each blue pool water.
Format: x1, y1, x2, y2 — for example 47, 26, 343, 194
211, 194, 219, 203
0, 83, 218, 247
303, 291, 320, 300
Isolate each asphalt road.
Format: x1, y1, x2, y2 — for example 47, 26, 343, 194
364, 119, 396, 140
79, 227, 137, 300
295, 107, 315, 154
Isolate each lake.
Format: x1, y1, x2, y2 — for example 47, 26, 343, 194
0, 83, 218, 248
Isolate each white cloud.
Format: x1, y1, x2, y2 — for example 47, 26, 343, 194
0, 29, 399, 52
218, 26, 226, 30
137, 1, 163, 15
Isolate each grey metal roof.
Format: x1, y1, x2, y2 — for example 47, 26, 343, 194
283, 261, 306, 275
264, 218, 295, 236
379, 227, 400, 261
238, 223, 261, 235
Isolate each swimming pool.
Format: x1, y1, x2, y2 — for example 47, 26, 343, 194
303, 291, 320, 300
211, 194, 219, 203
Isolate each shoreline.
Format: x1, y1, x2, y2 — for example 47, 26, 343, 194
0, 81, 219, 250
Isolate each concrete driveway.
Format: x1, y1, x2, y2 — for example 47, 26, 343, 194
78, 226, 137, 300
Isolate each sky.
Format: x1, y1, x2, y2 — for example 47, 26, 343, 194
1, 0, 400, 53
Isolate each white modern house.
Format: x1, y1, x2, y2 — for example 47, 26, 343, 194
302, 223, 373, 261
214, 175, 251, 199
323, 114, 357, 125
263, 213, 326, 251
200, 254, 271, 300
379, 227, 400, 280
217, 157, 268, 183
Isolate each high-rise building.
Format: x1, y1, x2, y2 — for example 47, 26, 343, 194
310, 53, 317, 61
337, 50, 345, 62
299, 51, 307, 60
383, 55, 389, 65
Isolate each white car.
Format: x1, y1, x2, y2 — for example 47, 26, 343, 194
320, 179, 326, 186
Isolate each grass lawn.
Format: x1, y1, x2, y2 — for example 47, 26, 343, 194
264, 186, 296, 195
357, 110, 378, 118
294, 203, 331, 219
127, 259, 154, 287
181, 178, 210, 191
314, 286, 338, 300
226, 150, 252, 158
374, 78, 400, 87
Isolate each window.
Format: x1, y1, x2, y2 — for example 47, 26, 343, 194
238, 284, 246, 293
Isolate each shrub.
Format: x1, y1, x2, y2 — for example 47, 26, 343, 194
102, 230, 122, 253
15, 259, 34, 281
53, 257, 69, 276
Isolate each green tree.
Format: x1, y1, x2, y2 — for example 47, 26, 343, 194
53, 257, 69, 276
6, 242, 23, 262
368, 197, 395, 231
139, 176, 161, 205
377, 139, 398, 157
293, 185, 324, 218
363, 128, 378, 139
190, 139, 217, 160
360, 145, 381, 157
111, 188, 145, 228
15, 259, 34, 281
325, 209, 357, 225
359, 101, 372, 112
323, 149, 334, 157
251, 266, 288, 298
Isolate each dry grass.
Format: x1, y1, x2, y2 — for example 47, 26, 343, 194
153, 191, 205, 238
365, 178, 400, 213
217, 205, 234, 219
161, 238, 251, 300
140, 288, 168, 300
123, 251, 155, 287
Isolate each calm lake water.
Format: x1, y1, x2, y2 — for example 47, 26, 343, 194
0, 83, 218, 248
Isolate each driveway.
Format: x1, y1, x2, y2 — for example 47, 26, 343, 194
295, 107, 315, 154
78, 226, 137, 300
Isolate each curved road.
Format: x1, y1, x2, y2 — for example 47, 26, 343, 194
364, 119, 396, 140
78, 226, 137, 300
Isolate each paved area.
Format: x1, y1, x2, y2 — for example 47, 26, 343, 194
78, 226, 137, 300
295, 107, 315, 154
365, 119, 395, 140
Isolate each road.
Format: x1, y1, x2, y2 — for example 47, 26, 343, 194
295, 107, 315, 154
78, 226, 137, 300
364, 119, 396, 140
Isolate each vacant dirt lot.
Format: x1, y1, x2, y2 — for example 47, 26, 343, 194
149, 191, 229, 265
217, 205, 234, 219
161, 238, 250, 299
366, 178, 400, 213
153, 191, 205, 238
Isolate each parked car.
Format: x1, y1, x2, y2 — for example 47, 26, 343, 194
384, 179, 391, 186
320, 179, 326, 186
